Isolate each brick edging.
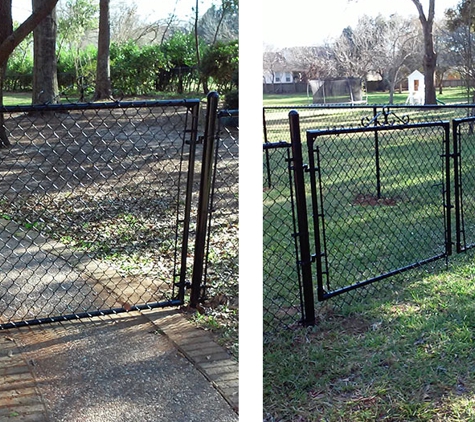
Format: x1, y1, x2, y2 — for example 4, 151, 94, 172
0, 333, 49, 421
141, 309, 239, 413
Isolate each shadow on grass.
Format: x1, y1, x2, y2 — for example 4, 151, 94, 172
264, 251, 475, 422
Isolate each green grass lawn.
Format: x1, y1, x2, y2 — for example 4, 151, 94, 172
263, 86, 469, 107
264, 251, 475, 421
2, 92, 32, 106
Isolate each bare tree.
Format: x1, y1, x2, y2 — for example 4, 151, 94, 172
345, 0, 438, 104
110, 2, 167, 45
199, 0, 238, 45
379, 15, 422, 104
263, 49, 287, 87
332, 15, 387, 79
286, 46, 335, 81
411, 0, 437, 104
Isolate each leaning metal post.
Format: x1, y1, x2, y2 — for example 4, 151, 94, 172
190, 91, 220, 308
289, 110, 315, 326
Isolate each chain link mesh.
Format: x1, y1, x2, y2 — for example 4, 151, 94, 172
202, 110, 239, 304
454, 118, 475, 252
307, 124, 449, 297
263, 143, 304, 336
0, 100, 209, 326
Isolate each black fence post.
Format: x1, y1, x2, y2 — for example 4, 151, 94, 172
289, 110, 315, 326
190, 91, 219, 308
263, 108, 273, 188
176, 101, 201, 303
373, 106, 382, 199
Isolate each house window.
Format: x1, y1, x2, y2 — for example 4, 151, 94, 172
286, 74, 291, 82
275, 77, 280, 82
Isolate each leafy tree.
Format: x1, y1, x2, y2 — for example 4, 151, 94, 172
201, 40, 238, 92
5, 25, 34, 91
57, 0, 99, 80
445, 0, 475, 101
162, 32, 200, 93
445, 0, 475, 29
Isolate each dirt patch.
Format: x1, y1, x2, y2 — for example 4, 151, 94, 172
353, 193, 400, 207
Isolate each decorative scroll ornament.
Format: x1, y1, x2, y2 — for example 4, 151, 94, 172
361, 106, 410, 127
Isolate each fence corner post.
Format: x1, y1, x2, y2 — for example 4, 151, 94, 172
289, 110, 316, 327
189, 91, 220, 308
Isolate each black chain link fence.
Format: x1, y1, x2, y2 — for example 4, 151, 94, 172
0, 96, 238, 328
202, 110, 239, 304
263, 105, 475, 335
454, 117, 475, 253
263, 142, 304, 335
306, 123, 450, 299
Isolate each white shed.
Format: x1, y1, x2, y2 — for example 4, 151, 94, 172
406, 70, 425, 105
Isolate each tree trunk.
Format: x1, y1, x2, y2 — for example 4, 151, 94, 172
0, 1, 12, 148
412, 0, 437, 105
0, 0, 58, 146
194, 0, 209, 94
422, 23, 437, 104
93, 0, 112, 101
32, 0, 59, 105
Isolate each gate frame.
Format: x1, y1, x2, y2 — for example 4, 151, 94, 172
0, 93, 220, 329
453, 117, 475, 253
288, 110, 453, 326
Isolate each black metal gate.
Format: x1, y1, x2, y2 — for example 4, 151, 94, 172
453, 117, 475, 253
288, 110, 453, 325
0, 93, 220, 329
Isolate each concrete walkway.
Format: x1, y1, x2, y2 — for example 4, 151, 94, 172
0, 309, 238, 421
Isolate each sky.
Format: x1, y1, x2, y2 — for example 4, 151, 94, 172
262, 0, 462, 48
12, 0, 217, 23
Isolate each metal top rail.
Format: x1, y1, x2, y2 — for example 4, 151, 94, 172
0, 98, 202, 113
264, 103, 475, 111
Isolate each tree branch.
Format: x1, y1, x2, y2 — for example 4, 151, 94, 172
0, 0, 59, 67
411, 0, 427, 23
